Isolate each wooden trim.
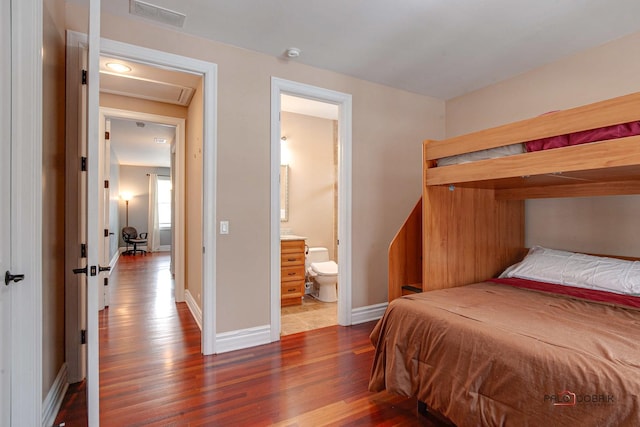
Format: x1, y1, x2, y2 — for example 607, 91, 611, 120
388, 198, 422, 301
425, 91, 640, 160
497, 180, 640, 200
426, 136, 640, 186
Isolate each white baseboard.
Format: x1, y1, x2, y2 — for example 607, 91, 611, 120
42, 363, 69, 427
216, 325, 271, 354
184, 289, 203, 330
109, 248, 120, 269
351, 302, 389, 325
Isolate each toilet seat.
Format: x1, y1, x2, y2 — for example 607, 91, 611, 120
310, 261, 338, 276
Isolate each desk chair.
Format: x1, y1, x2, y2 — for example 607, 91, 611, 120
122, 226, 148, 256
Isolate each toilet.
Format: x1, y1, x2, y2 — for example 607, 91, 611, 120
306, 247, 338, 302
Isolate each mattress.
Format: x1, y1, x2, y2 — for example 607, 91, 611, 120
369, 281, 640, 426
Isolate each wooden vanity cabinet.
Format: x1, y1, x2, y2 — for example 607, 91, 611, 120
281, 239, 306, 306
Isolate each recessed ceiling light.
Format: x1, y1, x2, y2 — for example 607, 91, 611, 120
106, 62, 132, 73
154, 137, 167, 144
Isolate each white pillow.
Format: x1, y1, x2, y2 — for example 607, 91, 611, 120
499, 246, 640, 295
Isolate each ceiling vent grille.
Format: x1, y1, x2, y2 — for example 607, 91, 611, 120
129, 0, 186, 28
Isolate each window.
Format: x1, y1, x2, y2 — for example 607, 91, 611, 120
157, 176, 172, 229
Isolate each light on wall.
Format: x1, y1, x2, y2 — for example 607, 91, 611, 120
280, 136, 291, 165
120, 192, 133, 226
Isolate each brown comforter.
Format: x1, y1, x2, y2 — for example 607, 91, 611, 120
369, 282, 640, 426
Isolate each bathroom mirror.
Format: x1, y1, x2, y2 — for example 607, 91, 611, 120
280, 164, 289, 221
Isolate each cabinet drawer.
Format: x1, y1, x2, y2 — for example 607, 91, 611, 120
281, 251, 305, 266
281, 283, 302, 297
281, 265, 305, 282
281, 239, 305, 253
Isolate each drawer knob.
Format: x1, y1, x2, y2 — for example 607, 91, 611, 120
288, 272, 296, 276
288, 288, 296, 292
287, 258, 296, 261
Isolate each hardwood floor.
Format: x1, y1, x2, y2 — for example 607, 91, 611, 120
55, 252, 446, 426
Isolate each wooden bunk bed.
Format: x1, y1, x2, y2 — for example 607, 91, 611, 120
374, 91, 640, 426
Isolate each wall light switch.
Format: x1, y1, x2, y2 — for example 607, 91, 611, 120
219, 220, 229, 234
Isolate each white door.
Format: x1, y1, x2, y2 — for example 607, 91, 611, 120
86, 0, 102, 424
0, 0, 12, 423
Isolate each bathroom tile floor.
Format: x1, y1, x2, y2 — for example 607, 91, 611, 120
281, 294, 337, 336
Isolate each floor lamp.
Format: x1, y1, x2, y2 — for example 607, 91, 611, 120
121, 192, 133, 227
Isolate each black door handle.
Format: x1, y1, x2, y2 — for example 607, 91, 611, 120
73, 266, 88, 275
5, 271, 25, 286
99, 265, 111, 272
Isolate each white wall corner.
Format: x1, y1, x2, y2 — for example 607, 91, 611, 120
351, 302, 389, 325
41, 363, 69, 427
215, 325, 272, 354
184, 289, 203, 330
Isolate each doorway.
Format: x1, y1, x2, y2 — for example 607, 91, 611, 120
279, 96, 339, 335
98, 37, 217, 355
270, 78, 353, 340
100, 108, 185, 304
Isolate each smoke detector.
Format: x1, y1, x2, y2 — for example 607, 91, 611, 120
285, 48, 301, 58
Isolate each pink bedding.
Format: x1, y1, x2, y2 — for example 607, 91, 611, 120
524, 120, 640, 152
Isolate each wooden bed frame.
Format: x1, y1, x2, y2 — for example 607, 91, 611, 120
389, 91, 640, 299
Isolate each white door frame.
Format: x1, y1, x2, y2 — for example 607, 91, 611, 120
100, 107, 186, 303
270, 78, 353, 340
98, 38, 218, 356
66, 31, 218, 358
0, 0, 10, 423
98, 39, 217, 355
8, 0, 43, 425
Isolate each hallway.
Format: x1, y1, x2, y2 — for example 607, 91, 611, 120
55, 253, 442, 426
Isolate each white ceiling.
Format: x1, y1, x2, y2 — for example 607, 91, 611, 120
90, 0, 640, 100
109, 117, 175, 167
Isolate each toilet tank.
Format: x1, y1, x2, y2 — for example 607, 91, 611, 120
306, 247, 329, 264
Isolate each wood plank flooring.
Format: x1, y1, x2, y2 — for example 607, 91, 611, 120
55, 252, 446, 426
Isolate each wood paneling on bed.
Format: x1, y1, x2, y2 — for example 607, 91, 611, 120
388, 198, 422, 300
423, 184, 524, 291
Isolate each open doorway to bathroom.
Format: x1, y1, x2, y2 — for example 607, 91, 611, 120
270, 78, 353, 339
279, 95, 339, 335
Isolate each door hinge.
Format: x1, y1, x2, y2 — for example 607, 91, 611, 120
81, 69, 87, 85
80, 243, 87, 258
81, 329, 87, 344
81, 156, 87, 171
104, 180, 109, 189
104, 228, 109, 237
104, 277, 109, 287
105, 131, 110, 139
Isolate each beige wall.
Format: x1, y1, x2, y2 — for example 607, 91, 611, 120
66, 4, 445, 333
101, 93, 188, 119
185, 80, 204, 308
281, 112, 336, 260
42, 0, 66, 400
446, 31, 640, 257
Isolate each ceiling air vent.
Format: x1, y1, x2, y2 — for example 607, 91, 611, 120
129, 0, 186, 28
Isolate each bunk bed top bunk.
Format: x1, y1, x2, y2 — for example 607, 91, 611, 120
371, 91, 640, 426
424, 91, 640, 197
